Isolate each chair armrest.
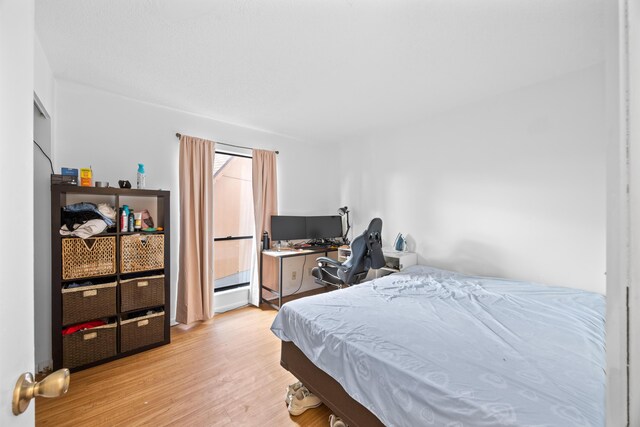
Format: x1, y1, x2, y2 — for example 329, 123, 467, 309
316, 257, 346, 270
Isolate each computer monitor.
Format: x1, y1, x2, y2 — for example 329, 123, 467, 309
271, 216, 306, 241
306, 216, 343, 240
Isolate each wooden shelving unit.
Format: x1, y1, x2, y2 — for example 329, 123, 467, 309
51, 185, 171, 372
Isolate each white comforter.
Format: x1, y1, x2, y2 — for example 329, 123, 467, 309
271, 265, 605, 427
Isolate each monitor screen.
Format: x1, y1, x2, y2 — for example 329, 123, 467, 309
306, 216, 343, 239
271, 216, 307, 241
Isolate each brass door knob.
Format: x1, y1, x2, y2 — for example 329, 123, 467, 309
12, 369, 70, 415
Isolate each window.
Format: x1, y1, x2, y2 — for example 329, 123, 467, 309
213, 152, 253, 291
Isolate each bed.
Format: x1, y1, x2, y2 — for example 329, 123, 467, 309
271, 265, 605, 427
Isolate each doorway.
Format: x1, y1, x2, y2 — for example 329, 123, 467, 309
33, 100, 53, 374
213, 152, 253, 292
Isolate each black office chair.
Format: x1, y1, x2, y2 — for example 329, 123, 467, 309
312, 218, 385, 289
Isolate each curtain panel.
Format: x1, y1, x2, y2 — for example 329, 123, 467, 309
250, 149, 278, 306
176, 135, 215, 324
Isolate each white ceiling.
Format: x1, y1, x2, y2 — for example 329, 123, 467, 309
36, 0, 604, 143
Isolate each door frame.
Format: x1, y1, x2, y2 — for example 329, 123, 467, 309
213, 150, 254, 292
606, 0, 640, 425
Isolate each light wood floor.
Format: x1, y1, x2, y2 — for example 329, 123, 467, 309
36, 306, 332, 426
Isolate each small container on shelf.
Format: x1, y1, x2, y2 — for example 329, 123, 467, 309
134, 212, 142, 231
79, 168, 92, 187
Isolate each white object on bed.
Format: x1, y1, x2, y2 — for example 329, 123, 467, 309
271, 265, 605, 427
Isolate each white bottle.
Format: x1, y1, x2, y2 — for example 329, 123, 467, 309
137, 163, 146, 189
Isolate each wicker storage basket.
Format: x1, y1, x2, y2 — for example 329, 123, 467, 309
62, 237, 116, 280
120, 312, 165, 353
120, 234, 164, 274
63, 323, 117, 369
62, 282, 117, 326
120, 275, 165, 312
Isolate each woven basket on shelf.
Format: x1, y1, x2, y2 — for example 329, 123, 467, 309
120, 312, 165, 353
63, 323, 117, 369
120, 234, 164, 274
62, 237, 116, 280
119, 275, 165, 312
62, 282, 117, 326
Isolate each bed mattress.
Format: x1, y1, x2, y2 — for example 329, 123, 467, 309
271, 265, 605, 427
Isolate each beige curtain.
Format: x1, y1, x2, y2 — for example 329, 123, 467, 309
250, 149, 278, 306
176, 135, 215, 324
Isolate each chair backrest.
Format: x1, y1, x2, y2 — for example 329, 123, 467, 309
365, 218, 385, 269
339, 218, 384, 284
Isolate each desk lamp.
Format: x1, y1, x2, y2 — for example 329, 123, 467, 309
338, 206, 351, 244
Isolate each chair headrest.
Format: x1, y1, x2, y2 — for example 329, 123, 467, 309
365, 218, 382, 249
365, 218, 385, 269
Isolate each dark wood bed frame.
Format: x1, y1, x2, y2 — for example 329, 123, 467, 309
280, 341, 385, 427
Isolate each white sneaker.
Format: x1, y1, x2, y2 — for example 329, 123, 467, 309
329, 414, 347, 427
284, 381, 303, 406
288, 387, 322, 416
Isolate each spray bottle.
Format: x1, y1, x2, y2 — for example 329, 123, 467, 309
137, 163, 146, 189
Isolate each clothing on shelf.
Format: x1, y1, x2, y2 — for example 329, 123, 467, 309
60, 201, 117, 238
63, 202, 115, 227
64, 281, 93, 289
60, 218, 108, 239
97, 203, 117, 222
61, 210, 104, 230
62, 320, 107, 336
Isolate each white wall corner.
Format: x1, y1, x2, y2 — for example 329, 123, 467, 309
34, 32, 55, 118
36, 360, 53, 375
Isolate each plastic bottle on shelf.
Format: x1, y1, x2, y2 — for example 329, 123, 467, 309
121, 205, 129, 232
137, 163, 146, 189
128, 210, 135, 232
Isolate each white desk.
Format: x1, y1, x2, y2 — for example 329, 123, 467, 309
260, 247, 338, 310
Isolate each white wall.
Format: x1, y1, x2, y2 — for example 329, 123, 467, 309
0, 0, 35, 424
34, 35, 55, 117
53, 80, 341, 324
340, 65, 606, 293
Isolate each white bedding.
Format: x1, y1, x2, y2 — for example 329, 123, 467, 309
271, 265, 605, 426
